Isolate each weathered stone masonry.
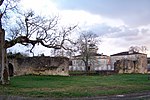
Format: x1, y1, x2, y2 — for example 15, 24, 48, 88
8, 56, 69, 76
111, 51, 147, 74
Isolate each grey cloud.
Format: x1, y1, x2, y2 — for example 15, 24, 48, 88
141, 28, 149, 34
89, 24, 139, 39
88, 23, 122, 36
106, 26, 140, 42
54, 0, 150, 26
108, 26, 150, 48
115, 27, 139, 39
87, 24, 150, 48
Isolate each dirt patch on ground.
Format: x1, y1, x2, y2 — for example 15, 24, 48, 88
1, 91, 150, 100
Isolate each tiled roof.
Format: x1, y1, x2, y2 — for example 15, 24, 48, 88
111, 51, 146, 56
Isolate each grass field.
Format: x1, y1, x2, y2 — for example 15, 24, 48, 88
0, 74, 150, 98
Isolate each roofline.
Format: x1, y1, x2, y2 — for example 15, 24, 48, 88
73, 53, 108, 57
111, 51, 147, 56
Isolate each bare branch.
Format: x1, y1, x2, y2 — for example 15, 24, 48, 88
74, 31, 101, 71
0, 0, 4, 6
5, 11, 78, 55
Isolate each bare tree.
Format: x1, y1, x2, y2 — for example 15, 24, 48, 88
75, 31, 100, 72
129, 46, 148, 53
0, 0, 77, 84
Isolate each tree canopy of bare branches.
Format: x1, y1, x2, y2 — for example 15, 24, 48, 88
5, 11, 77, 52
75, 31, 101, 72
129, 46, 148, 53
1, 0, 77, 51
0, 0, 77, 84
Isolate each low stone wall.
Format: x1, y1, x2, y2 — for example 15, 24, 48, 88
8, 56, 69, 76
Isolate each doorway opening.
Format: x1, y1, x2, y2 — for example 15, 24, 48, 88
8, 63, 14, 77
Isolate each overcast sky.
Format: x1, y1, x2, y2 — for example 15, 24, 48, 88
8, 0, 150, 56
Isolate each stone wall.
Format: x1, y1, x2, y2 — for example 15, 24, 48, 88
8, 56, 69, 76
111, 54, 147, 74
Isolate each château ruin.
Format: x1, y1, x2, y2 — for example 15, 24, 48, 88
8, 56, 69, 76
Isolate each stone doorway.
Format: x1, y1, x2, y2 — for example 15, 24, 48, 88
8, 63, 14, 77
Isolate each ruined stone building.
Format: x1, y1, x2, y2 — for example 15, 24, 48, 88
110, 51, 147, 74
6, 50, 148, 76
8, 56, 69, 76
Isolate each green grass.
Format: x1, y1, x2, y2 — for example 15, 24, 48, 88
0, 74, 150, 98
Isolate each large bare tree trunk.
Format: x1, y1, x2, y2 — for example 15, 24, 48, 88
0, 29, 9, 85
